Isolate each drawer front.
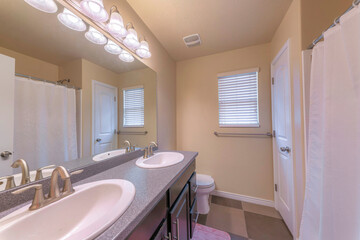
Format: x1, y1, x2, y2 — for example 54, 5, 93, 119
189, 172, 197, 206
189, 198, 199, 238
169, 161, 195, 207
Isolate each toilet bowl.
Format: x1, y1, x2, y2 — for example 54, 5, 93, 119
196, 174, 215, 214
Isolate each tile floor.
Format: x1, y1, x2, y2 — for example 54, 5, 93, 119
197, 196, 293, 240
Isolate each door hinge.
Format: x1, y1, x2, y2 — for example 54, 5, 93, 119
272, 77, 275, 85
275, 184, 278, 192
273, 130, 276, 138
114, 96, 116, 102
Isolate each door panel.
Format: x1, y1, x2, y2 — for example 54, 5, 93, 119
170, 185, 189, 240
0, 54, 15, 176
93, 81, 117, 155
272, 42, 294, 235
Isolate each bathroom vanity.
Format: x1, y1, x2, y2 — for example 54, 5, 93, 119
0, 150, 198, 240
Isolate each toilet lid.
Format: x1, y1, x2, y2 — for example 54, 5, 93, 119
197, 174, 214, 188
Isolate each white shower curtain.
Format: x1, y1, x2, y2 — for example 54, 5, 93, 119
300, 6, 360, 240
13, 77, 78, 171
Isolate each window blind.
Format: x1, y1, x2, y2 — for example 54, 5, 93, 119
123, 87, 144, 127
218, 71, 259, 127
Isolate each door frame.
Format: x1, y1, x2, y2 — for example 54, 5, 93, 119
271, 39, 297, 237
91, 80, 118, 155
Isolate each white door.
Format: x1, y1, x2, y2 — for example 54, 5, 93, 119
0, 54, 15, 176
92, 81, 117, 155
271, 41, 295, 235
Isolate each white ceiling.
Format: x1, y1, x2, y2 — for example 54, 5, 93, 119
127, 0, 293, 61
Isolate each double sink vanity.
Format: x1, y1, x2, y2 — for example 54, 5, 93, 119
0, 148, 198, 240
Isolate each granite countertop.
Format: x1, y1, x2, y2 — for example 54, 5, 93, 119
0, 150, 198, 240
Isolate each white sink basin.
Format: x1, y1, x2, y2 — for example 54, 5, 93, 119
92, 149, 127, 161
136, 152, 184, 169
0, 168, 54, 191
0, 179, 135, 240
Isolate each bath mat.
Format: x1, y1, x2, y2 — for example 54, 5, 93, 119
192, 223, 231, 240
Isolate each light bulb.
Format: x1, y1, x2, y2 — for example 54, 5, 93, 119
136, 40, 151, 58
80, 0, 108, 22
57, 8, 86, 31
119, 50, 134, 62
85, 26, 107, 45
123, 28, 140, 50
106, 8, 127, 38
24, 0, 58, 13
104, 39, 122, 55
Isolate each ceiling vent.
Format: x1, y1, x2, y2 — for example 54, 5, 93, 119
183, 34, 201, 48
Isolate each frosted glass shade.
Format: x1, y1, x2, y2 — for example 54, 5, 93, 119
80, 0, 108, 22
136, 40, 151, 58
24, 0, 58, 13
104, 39, 122, 55
85, 26, 107, 45
57, 8, 86, 31
119, 50, 134, 62
123, 28, 140, 50
106, 11, 127, 38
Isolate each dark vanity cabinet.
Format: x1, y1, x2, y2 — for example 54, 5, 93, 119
127, 161, 197, 240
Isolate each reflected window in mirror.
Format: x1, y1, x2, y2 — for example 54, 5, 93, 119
123, 87, 144, 128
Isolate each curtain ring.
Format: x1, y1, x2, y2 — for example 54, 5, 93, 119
353, 0, 358, 7
333, 17, 339, 26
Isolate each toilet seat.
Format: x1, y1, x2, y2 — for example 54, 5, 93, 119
197, 174, 215, 188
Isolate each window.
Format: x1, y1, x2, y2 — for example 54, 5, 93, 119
123, 87, 144, 127
218, 68, 259, 127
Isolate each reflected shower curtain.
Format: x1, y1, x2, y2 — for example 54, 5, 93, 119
300, 6, 360, 240
13, 77, 78, 171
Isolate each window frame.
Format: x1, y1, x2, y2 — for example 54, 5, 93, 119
217, 67, 260, 128
122, 85, 145, 128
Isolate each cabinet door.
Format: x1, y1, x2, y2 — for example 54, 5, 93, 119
170, 185, 189, 240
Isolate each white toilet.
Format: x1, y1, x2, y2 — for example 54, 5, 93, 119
196, 174, 215, 214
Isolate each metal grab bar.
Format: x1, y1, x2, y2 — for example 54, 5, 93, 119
117, 130, 148, 135
214, 131, 272, 137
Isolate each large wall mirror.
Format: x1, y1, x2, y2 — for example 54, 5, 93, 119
0, 0, 157, 191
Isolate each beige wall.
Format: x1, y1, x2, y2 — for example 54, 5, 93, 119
58, 59, 83, 89
106, 0, 176, 150
118, 68, 157, 148
301, 0, 353, 49
176, 43, 274, 200
0, 47, 58, 82
270, 0, 304, 236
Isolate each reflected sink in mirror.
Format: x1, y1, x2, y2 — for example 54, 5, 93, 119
0, 168, 54, 192
0, 179, 135, 240
92, 149, 128, 162
136, 152, 184, 169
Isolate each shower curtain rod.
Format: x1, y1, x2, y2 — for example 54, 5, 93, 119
15, 73, 81, 90
308, 0, 360, 49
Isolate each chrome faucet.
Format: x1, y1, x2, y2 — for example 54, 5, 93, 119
143, 142, 158, 159
124, 140, 135, 153
11, 159, 30, 185
49, 166, 74, 199
148, 142, 158, 157
12, 167, 82, 211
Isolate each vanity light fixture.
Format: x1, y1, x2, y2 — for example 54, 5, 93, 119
106, 6, 127, 38
136, 38, 151, 59
119, 50, 134, 63
57, 8, 86, 31
85, 26, 107, 45
104, 39, 122, 55
80, 0, 108, 22
123, 23, 140, 50
24, 0, 58, 13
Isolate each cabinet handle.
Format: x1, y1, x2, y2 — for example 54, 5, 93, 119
192, 185, 198, 193
193, 212, 200, 224
163, 232, 172, 240
172, 218, 180, 240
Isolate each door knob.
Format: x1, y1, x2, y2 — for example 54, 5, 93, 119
280, 146, 291, 153
96, 138, 102, 142
1, 151, 12, 159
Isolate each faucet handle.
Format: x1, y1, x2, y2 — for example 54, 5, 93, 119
70, 169, 84, 176
12, 184, 45, 210
35, 165, 56, 181
0, 176, 16, 190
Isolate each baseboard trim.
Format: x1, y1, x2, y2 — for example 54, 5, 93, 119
211, 190, 275, 207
